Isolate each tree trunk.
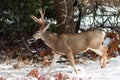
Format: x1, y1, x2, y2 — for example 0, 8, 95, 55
54, 0, 76, 34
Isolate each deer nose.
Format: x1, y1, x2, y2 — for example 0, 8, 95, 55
32, 37, 37, 43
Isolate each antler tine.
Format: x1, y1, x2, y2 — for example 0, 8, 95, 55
31, 8, 45, 28
31, 15, 43, 25
39, 8, 45, 20
31, 15, 39, 23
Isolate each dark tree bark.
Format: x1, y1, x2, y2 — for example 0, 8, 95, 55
54, 0, 76, 34
75, 5, 82, 33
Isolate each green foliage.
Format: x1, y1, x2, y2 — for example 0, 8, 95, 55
41, 0, 55, 20
0, 0, 55, 39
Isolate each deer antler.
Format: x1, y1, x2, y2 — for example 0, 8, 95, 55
31, 8, 45, 28
39, 8, 45, 21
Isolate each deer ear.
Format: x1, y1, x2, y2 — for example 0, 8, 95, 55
43, 23, 51, 32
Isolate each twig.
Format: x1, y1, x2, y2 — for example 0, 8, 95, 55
22, 37, 37, 55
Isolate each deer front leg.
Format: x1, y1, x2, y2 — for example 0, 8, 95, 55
67, 50, 78, 74
46, 52, 61, 75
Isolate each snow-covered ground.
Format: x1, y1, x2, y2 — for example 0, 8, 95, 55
0, 56, 120, 80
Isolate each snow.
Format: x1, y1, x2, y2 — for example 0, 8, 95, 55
74, 5, 120, 30
0, 56, 120, 80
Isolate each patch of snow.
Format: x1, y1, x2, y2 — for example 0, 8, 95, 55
0, 56, 120, 80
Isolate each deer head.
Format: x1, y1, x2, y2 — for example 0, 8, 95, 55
31, 8, 51, 40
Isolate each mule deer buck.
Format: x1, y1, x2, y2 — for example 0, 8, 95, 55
31, 8, 108, 74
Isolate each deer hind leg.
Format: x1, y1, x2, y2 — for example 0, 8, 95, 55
46, 52, 61, 75
99, 45, 108, 68
90, 46, 108, 68
66, 49, 78, 74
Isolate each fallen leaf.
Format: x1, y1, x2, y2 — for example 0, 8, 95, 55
53, 72, 63, 80
27, 69, 38, 78
13, 63, 20, 69
41, 56, 51, 68
38, 75, 50, 80
5, 58, 12, 65
0, 77, 5, 80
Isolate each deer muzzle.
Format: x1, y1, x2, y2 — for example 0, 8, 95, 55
27, 38, 36, 45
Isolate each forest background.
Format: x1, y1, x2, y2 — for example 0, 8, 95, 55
0, 0, 120, 61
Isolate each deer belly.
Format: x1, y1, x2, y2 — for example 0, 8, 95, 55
73, 47, 88, 55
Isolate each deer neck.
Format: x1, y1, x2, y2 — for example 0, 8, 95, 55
41, 31, 57, 50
